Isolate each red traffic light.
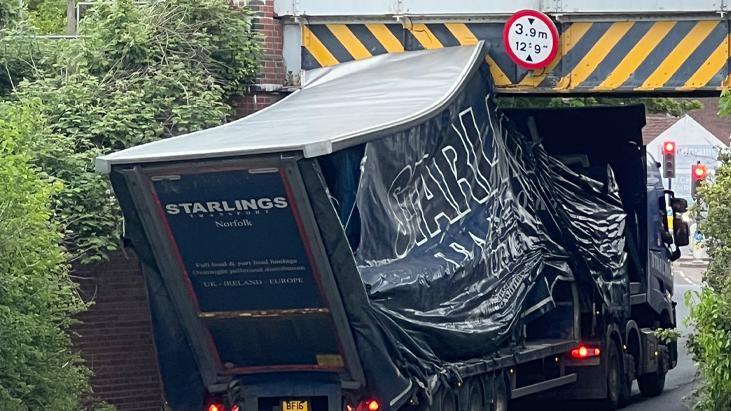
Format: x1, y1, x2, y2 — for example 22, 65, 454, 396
692, 163, 707, 180
662, 141, 676, 155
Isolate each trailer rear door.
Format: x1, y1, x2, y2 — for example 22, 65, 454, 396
123, 156, 364, 386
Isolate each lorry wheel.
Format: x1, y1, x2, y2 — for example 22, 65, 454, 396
637, 354, 666, 397
600, 341, 622, 411
491, 374, 509, 411
618, 353, 634, 407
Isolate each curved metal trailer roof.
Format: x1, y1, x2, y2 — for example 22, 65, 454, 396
95, 43, 484, 173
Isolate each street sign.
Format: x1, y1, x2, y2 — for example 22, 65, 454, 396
503, 9, 559, 70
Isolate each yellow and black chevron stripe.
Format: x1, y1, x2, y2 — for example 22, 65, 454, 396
301, 21, 730, 93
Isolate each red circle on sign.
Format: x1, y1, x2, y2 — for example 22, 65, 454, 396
503, 9, 559, 70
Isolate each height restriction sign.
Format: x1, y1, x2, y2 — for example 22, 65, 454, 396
503, 9, 559, 70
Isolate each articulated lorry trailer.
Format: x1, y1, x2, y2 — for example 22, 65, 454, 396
96, 43, 690, 411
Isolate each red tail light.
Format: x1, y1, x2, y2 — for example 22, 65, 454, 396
570, 345, 601, 359
356, 399, 381, 411
207, 404, 225, 411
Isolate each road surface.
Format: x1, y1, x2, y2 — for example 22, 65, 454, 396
622, 260, 703, 411
513, 260, 704, 411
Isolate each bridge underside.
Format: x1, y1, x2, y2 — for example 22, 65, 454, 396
293, 19, 730, 95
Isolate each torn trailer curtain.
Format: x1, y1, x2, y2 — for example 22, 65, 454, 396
97, 42, 628, 409
352, 52, 629, 367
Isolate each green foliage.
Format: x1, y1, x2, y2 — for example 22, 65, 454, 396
696, 150, 731, 291
26, 0, 67, 34
685, 94, 731, 410
0, 0, 258, 407
0, 0, 66, 33
498, 96, 703, 116
0, 0, 19, 28
0, 101, 90, 409
719, 88, 731, 116
654, 327, 681, 344
0, 28, 61, 94
5, 0, 259, 263
77, 0, 259, 99
685, 289, 731, 410
0, 0, 64, 95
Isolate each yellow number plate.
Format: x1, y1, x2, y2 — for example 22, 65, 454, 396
282, 400, 309, 411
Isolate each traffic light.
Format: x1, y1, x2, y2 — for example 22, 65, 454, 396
691, 162, 707, 198
662, 141, 676, 178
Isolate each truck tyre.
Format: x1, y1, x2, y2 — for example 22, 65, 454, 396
619, 353, 635, 407
491, 374, 509, 411
638, 353, 666, 397
599, 341, 623, 411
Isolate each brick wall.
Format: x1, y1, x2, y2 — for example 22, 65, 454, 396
235, 92, 283, 117
234, 0, 287, 117
72, 251, 165, 411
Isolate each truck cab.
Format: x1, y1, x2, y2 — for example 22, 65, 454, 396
503, 106, 689, 404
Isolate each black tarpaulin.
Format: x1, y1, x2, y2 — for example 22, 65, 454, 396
342, 52, 628, 398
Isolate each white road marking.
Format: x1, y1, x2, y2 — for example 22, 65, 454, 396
675, 269, 699, 286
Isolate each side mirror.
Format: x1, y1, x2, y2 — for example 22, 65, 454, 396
671, 198, 688, 213
671, 247, 681, 262
673, 220, 690, 247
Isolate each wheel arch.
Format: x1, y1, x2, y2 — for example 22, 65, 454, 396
625, 320, 642, 374
606, 323, 624, 353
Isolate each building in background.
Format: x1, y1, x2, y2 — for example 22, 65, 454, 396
643, 98, 730, 201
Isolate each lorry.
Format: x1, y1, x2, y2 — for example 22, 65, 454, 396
96, 43, 690, 411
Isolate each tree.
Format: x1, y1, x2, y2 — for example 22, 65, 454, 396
26, 0, 67, 34
7, 0, 260, 263
0, 102, 90, 409
0, 1, 260, 408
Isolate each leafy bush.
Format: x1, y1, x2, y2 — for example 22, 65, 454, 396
687, 96, 731, 410
6, 0, 259, 263
0, 101, 90, 409
696, 151, 731, 291
0, 0, 19, 28
26, 0, 67, 34
0, 16, 62, 94
685, 289, 731, 410
0, 0, 259, 408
